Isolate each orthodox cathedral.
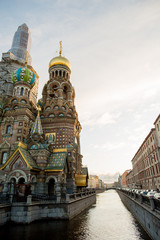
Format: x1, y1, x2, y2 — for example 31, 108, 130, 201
0, 24, 88, 198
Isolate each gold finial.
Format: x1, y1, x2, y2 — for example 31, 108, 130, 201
25, 50, 29, 66
37, 105, 41, 116
59, 41, 62, 56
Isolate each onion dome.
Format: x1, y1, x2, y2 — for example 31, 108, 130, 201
49, 41, 71, 70
11, 67, 35, 87
49, 56, 71, 70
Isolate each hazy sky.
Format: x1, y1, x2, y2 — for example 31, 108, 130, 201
1, 0, 160, 177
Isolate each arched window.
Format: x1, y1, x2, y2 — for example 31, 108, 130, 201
49, 114, 55, 118
45, 106, 51, 111
2, 152, 7, 164
55, 70, 58, 77
59, 70, 62, 77
52, 72, 54, 78
30, 145, 38, 149
20, 87, 24, 96
48, 178, 55, 196
63, 71, 65, 77
12, 99, 17, 103
25, 88, 28, 96
63, 86, 67, 100
54, 105, 59, 110
18, 177, 25, 184
20, 99, 27, 104
6, 125, 11, 134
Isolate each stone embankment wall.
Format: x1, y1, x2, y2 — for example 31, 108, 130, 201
96, 189, 105, 194
0, 193, 96, 225
0, 204, 11, 225
117, 189, 160, 240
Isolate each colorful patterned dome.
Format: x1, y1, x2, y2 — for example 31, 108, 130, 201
11, 67, 35, 87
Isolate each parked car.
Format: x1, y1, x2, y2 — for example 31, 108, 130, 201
140, 190, 148, 196
146, 192, 156, 198
154, 193, 160, 200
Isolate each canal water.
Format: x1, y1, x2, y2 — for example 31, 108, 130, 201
0, 190, 151, 240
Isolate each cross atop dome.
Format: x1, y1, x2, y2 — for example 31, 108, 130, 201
49, 42, 71, 70
59, 41, 62, 56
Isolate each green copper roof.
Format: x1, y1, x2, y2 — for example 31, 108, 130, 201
46, 152, 67, 171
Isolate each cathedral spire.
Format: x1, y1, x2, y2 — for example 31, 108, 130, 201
9, 23, 32, 65
31, 106, 43, 135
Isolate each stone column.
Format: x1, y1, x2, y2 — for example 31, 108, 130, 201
61, 178, 67, 201
150, 197, 155, 211
56, 176, 61, 203
58, 88, 63, 99
37, 171, 46, 195
36, 182, 46, 195
67, 91, 72, 102
2, 182, 9, 196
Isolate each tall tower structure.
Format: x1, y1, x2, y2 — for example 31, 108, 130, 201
0, 38, 88, 197
9, 23, 32, 65
40, 42, 83, 191
0, 24, 38, 106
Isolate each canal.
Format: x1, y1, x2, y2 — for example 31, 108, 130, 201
0, 190, 151, 240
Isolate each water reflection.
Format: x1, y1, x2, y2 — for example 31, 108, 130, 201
0, 190, 151, 240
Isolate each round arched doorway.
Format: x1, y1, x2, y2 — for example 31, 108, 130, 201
17, 177, 26, 197
18, 177, 25, 184
48, 178, 55, 196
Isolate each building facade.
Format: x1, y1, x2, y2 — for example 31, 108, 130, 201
0, 25, 87, 199
121, 170, 131, 188
127, 116, 160, 190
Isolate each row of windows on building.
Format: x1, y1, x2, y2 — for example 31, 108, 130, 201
13, 87, 30, 97
50, 70, 69, 79
45, 106, 73, 111
5, 122, 26, 135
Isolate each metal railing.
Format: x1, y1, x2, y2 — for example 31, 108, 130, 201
118, 189, 160, 212
0, 188, 96, 204
32, 194, 57, 202
0, 194, 10, 204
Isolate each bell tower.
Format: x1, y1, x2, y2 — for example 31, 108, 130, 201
40, 42, 82, 192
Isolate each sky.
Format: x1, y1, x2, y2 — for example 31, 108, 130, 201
1, 0, 160, 181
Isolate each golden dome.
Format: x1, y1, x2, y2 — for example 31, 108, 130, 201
49, 55, 71, 70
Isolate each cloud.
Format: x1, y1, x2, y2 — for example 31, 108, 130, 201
92, 142, 126, 151
97, 172, 120, 183
81, 111, 121, 127
1, 0, 160, 176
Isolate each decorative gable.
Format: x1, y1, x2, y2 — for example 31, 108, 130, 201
11, 158, 26, 170
0, 140, 10, 149
0, 144, 40, 171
